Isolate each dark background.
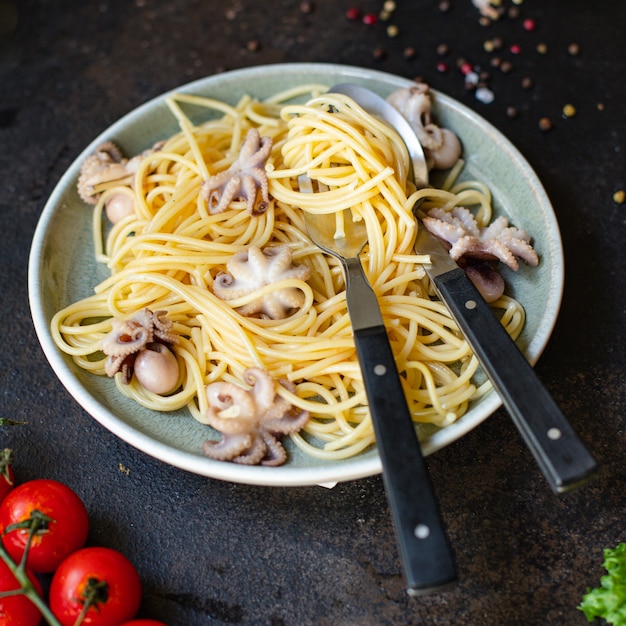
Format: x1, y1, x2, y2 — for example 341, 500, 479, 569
1, 1, 624, 624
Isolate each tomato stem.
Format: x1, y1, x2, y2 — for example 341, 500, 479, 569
0, 542, 63, 626
0, 449, 14, 484
71, 576, 110, 626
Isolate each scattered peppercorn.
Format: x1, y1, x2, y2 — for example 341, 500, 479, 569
475, 87, 495, 104
345, 7, 361, 20
436, 43, 449, 55
247, 39, 261, 52
300, 1, 314, 14
490, 56, 502, 68
386, 24, 399, 37
373, 46, 387, 60
523, 18, 536, 31
521, 76, 534, 89
438, 0, 450, 11
510, 44, 522, 54
500, 60, 514, 73
562, 104, 577, 118
403, 46, 416, 59
613, 190, 625, 204
383, 0, 396, 11
538, 117, 552, 131
597, 102, 605, 111
568, 42, 580, 55
536, 42, 548, 54
436, 61, 449, 73
362, 12, 378, 25
508, 6, 520, 18
507, 106, 519, 119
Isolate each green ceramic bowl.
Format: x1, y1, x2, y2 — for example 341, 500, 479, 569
28, 63, 563, 487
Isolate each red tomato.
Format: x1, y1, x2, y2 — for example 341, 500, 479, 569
0, 556, 43, 626
0, 478, 89, 573
50, 546, 142, 626
120, 621, 168, 626
0, 449, 15, 504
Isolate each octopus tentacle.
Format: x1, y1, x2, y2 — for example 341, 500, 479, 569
202, 368, 310, 467
213, 245, 311, 320
202, 128, 273, 215
100, 308, 179, 392
422, 206, 538, 302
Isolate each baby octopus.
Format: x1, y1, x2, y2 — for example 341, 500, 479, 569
100, 308, 180, 395
213, 245, 311, 320
387, 83, 462, 171
202, 128, 273, 216
202, 368, 309, 466
77, 140, 163, 223
422, 206, 539, 301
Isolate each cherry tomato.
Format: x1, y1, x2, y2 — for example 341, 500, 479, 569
0, 478, 89, 573
0, 556, 43, 626
50, 546, 142, 626
0, 449, 15, 505
120, 621, 168, 626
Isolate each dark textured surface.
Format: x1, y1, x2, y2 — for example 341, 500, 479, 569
1, 0, 625, 624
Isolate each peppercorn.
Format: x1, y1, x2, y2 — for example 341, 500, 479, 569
562, 104, 577, 118
568, 43, 580, 55
506, 106, 519, 119
345, 7, 361, 20
373, 46, 387, 60
521, 76, 533, 89
613, 190, 625, 204
538, 117, 552, 131
363, 12, 378, 25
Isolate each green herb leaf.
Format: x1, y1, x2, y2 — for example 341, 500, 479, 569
579, 543, 626, 624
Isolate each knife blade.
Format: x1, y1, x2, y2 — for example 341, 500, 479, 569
414, 222, 598, 493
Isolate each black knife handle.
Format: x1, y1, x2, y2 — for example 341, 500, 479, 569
433, 267, 598, 493
354, 325, 457, 594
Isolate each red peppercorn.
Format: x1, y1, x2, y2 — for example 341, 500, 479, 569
460, 62, 473, 75
510, 44, 521, 54
346, 7, 361, 20
436, 62, 449, 73
523, 18, 536, 31
362, 12, 378, 25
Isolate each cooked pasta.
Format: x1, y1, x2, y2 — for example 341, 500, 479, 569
51, 86, 525, 461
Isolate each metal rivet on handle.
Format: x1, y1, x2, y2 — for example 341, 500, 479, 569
374, 364, 387, 376
547, 428, 562, 440
414, 524, 431, 539
465, 299, 477, 310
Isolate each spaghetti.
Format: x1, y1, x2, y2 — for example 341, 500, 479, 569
51, 86, 526, 461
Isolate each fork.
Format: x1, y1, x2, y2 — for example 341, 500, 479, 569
298, 174, 457, 595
